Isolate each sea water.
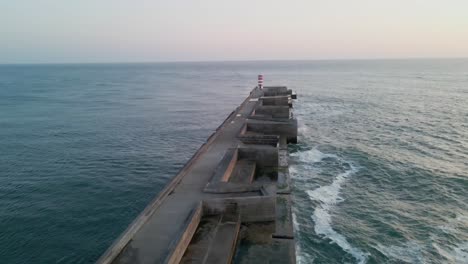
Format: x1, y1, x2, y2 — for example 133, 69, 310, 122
0, 60, 467, 263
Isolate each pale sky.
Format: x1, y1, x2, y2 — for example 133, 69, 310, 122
1, 0, 468, 63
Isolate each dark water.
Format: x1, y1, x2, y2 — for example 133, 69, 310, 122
0, 60, 467, 263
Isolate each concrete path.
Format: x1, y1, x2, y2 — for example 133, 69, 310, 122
101, 88, 263, 264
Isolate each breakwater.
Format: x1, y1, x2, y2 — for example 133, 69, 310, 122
97, 85, 298, 264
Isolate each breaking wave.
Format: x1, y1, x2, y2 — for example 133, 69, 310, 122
292, 148, 368, 264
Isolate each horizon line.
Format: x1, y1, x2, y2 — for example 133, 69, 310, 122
1, 56, 468, 66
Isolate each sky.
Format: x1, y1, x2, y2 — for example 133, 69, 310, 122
1, 0, 468, 63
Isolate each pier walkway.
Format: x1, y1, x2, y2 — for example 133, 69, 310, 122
97, 86, 297, 264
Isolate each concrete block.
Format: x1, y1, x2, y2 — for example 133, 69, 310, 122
237, 135, 279, 146
246, 119, 298, 142
204, 182, 262, 194
211, 148, 238, 183
180, 216, 220, 264
203, 196, 276, 223
229, 160, 256, 184
238, 146, 278, 168
263, 86, 292, 97
276, 168, 291, 194
273, 195, 294, 239
204, 210, 241, 264
260, 96, 290, 106
254, 106, 290, 119
278, 149, 288, 167
165, 202, 203, 264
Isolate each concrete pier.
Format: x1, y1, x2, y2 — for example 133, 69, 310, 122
97, 85, 298, 264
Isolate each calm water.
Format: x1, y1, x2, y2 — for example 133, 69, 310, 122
0, 60, 467, 263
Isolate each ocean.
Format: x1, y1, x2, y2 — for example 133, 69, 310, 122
0, 60, 467, 264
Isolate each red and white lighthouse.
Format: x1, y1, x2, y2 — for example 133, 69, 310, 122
257, 74, 264, 89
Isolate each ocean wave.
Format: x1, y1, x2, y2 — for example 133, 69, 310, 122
295, 238, 315, 264
296, 148, 368, 263
376, 241, 424, 263
438, 212, 468, 235
452, 242, 468, 263
433, 213, 468, 263
432, 241, 468, 264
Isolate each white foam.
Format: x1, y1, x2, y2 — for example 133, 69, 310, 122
294, 236, 315, 264
307, 167, 356, 204
438, 212, 468, 234
296, 251, 315, 264
292, 211, 300, 232
298, 124, 311, 137
298, 123, 317, 142
306, 163, 368, 264
433, 239, 468, 263
376, 241, 424, 263
289, 165, 298, 176
452, 242, 468, 263
289, 165, 310, 181
291, 148, 338, 164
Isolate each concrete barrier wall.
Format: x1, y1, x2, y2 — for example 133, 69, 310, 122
246, 119, 298, 139
237, 135, 279, 146
165, 202, 203, 264
221, 149, 238, 182
263, 86, 293, 97
204, 182, 262, 193
203, 196, 276, 223
240, 124, 248, 135
255, 106, 290, 118
210, 148, 238, 183
238, 146, 278, 167
260, 96, 289, 106
265, 86, 288, 91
